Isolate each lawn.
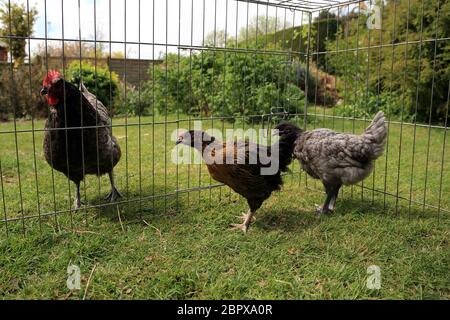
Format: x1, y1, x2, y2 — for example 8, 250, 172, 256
0, 111, 449, 299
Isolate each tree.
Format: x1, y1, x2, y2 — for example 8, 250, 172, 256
0, 1, 37, 65
312, 10, 339, 69
204, 30, 232, 47
326, 0, 450, 124
35, 41, 107, 59
238, 16, 292, 42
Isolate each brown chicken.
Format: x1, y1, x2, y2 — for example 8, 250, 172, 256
41, 70, 122, 209
275, 111, 387, 214
176, 130, 297, 232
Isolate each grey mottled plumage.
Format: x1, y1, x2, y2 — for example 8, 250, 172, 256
42, 71, 122, 209
276, 111, 387, 214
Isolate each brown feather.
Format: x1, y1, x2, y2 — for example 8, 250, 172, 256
181, 130, 294, 213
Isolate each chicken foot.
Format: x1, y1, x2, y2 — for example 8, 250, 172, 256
230, 209, 255, 233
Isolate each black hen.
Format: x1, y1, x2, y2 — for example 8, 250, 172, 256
276, 111, 387, 214
176, 130, 296, 232
41, 70, 122, 209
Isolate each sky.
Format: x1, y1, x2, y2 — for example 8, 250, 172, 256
26, 0, 314, 59
0, 0, 356, 60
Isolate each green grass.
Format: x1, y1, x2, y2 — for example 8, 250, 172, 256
0, 111, 449, 299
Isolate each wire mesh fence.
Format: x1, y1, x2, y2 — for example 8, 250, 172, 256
0, 0, 448, 237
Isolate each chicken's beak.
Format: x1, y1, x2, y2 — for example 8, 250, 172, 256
175, 139, 182, 145
40, 87, 48, 96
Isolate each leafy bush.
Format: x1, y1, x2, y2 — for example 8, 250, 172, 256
250, 82, 305, 115
334, 91, 409, 121
138, 51, 308, 121
66, 61, 120, 112
114, 84, 155, 117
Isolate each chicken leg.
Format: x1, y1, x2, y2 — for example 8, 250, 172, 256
230, 209, 255, 233
318, 184, 341, 215
327, 186, 341, 212
74, 181, 84, 210
105, 171, 122, 202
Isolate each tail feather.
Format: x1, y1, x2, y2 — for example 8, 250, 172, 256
79, 79, 88, 93
363, 111, 387, 159
364, 111, 387, 142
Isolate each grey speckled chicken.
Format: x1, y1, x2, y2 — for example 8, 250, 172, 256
275, 111, 387, 214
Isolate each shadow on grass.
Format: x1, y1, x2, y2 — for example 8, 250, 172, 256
6, 185, 439, 240
255, 194, 442, 233
333, 196, 440, 221
89, 184, 185, 225
257, 208, 319, 232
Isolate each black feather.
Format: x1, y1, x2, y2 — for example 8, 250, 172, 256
43, 79, 121, 185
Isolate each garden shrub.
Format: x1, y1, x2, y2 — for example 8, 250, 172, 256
139, 51, 309, 122
0, 60, 46, 121
66, 61, 120, 112
334, 91, 409, 121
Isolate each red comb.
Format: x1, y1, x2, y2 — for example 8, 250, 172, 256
43, 70, 62, 87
